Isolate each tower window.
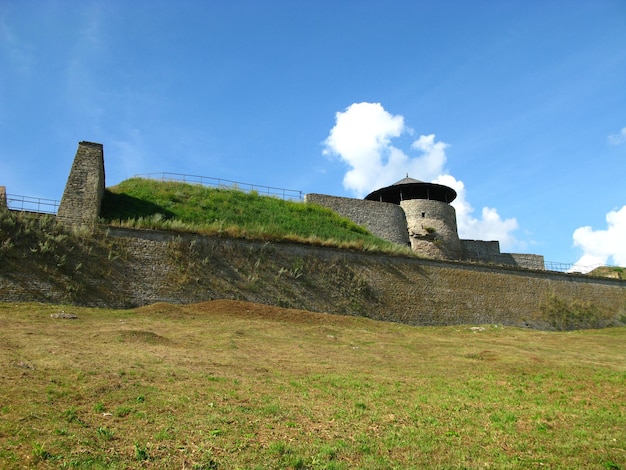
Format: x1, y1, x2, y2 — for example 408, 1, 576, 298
421, 212, 426, 218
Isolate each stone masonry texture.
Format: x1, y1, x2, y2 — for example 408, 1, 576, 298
305, 194, 410, 246
57, 141, 105, 227
1, 226, 624, 330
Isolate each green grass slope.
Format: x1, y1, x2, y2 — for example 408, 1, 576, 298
101, 178, 407, 253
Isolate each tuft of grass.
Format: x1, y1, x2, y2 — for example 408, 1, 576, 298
100, 178, 413, 255
134, 442, 149, 461
31, 443, 51, 463
96, 426, 114, 441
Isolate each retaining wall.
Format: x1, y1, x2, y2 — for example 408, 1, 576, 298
69, 228, 626, 328
2, 226, 623, 330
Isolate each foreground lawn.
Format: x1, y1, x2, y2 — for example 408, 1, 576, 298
0, 301, 624, 469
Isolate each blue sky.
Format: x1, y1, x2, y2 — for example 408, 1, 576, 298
1, 0, 625, 269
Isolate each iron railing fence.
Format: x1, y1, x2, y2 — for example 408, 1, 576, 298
544, 261, 576, 273
6, 194, 60, 214
544, 260, 620, 274
134, 172, 304, 201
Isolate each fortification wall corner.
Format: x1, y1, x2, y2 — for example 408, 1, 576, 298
0, 186, 6, 209
57, 141, 105, 229
305, 193, 410, 246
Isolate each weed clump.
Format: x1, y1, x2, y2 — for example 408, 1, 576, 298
539, 293, 612, 330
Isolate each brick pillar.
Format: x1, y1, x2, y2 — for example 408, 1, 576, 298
57, 141, 106, 228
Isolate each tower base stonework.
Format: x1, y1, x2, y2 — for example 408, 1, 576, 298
57, 142, 105, 228
400, 198, 462, 259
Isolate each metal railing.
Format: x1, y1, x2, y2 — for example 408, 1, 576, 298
6, 194, 60, 214
544, 260, 619, 274
544, 261, 575, 273
134, 172, 304, 201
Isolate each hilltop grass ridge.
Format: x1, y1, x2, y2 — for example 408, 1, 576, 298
100, 178, 414, 255
0, 300, 624, 468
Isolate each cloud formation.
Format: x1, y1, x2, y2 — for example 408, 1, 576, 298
571, 205, 626, 272
323, 102, 520, 250
608, 127, 626, 146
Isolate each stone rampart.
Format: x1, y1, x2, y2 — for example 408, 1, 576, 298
508, 253, 545, 270
460, 240, 544, 269
461, 239, 501, 258
305, 194, 409, 246
0, 186, 6, 209
57, 141, 105, 227
107, 231, 626, 329
1, 227, 624, 330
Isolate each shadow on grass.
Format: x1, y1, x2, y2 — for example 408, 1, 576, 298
100, 190, 175, 221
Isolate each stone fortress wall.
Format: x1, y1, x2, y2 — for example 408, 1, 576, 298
307, 191, 544, 269
304, 194, 410, 246
1, 225, 624, 329
2, 141, 624, 329
48, 141, 543, 270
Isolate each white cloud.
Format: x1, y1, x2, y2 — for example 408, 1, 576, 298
323, 102, 405, 196
571, 205, 626, 272
433, 174, 519, 250
323, 102, 521, 250
608, 127, 626, 146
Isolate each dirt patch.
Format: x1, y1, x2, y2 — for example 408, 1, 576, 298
116, 330, 173, 345
134, 299, 363, 327
132, 302, 191, 319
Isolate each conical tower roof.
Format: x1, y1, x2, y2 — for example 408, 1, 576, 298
392, 175, 423, 185
364, 175, 456, 204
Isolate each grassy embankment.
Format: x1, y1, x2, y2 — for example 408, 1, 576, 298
100, 178, 411, 255
0, 301, 624, 469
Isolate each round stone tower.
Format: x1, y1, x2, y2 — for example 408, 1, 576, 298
364, 176, 461, 259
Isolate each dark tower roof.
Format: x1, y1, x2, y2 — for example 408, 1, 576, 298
364, 176, 457, 204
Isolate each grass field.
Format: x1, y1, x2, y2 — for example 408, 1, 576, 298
0, 301, 624, 469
